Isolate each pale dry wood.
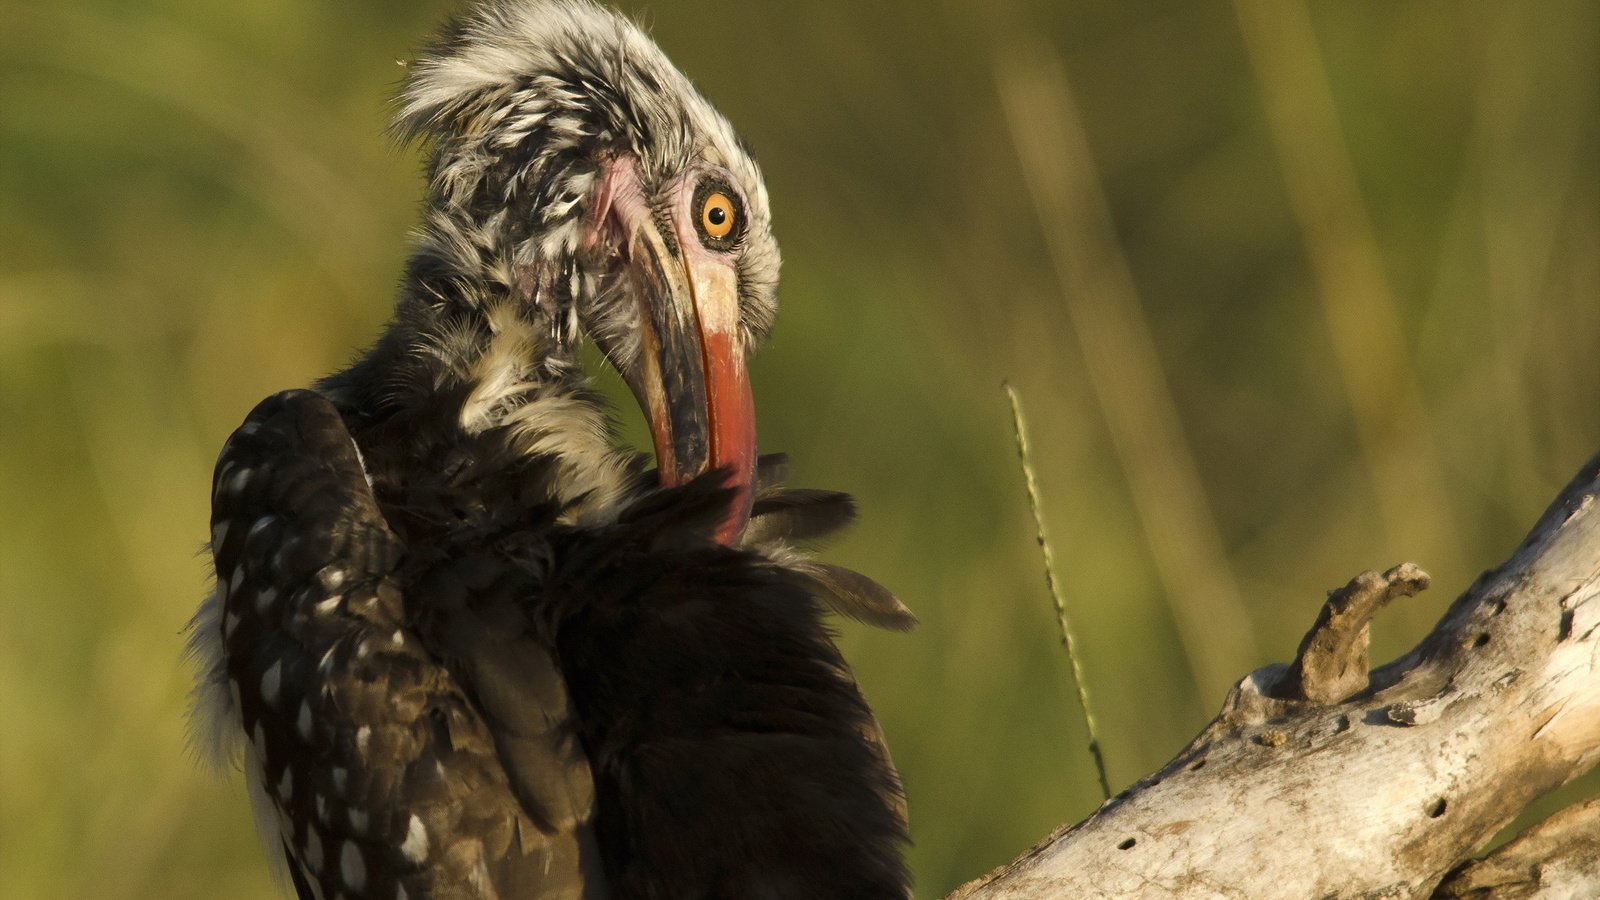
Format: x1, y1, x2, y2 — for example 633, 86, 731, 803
1434, 797, 1600, 899
951, 452, 1600, 899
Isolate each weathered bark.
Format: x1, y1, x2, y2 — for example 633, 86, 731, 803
951, 452, 1600, 899
1434, 797, 1600, 898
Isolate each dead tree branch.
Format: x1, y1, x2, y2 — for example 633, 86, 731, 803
1434, 796, 1600, 898
952, 452, 1600, 899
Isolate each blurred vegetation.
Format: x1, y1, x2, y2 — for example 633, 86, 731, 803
2, 0, 1596, 897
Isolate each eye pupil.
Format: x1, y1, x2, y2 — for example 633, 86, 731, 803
708, 207, 726, 226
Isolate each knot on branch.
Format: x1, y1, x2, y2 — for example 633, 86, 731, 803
1274, 563, 1431, 704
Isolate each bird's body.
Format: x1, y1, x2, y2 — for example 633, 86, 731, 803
187, 2, 911, 898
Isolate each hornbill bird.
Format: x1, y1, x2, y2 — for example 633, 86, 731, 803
185, 1, 915, 898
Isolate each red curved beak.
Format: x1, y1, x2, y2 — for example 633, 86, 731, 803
586, 159, 757, 544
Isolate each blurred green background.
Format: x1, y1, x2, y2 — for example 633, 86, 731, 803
2, 0, 1597, 896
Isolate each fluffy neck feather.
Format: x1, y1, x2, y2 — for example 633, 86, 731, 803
319, 266, 637, 529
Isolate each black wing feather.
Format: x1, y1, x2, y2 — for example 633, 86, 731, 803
211, 390, 605, 900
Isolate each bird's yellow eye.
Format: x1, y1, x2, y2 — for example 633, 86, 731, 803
701, 192, 736, 239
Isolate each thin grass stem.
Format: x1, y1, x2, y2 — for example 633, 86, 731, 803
1004, 381, 1111, 801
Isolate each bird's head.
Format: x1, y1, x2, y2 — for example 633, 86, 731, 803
393, 0, 780, 543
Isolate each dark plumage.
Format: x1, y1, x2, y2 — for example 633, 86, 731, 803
187, 2, 912, 898
545, 482, 908, 900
